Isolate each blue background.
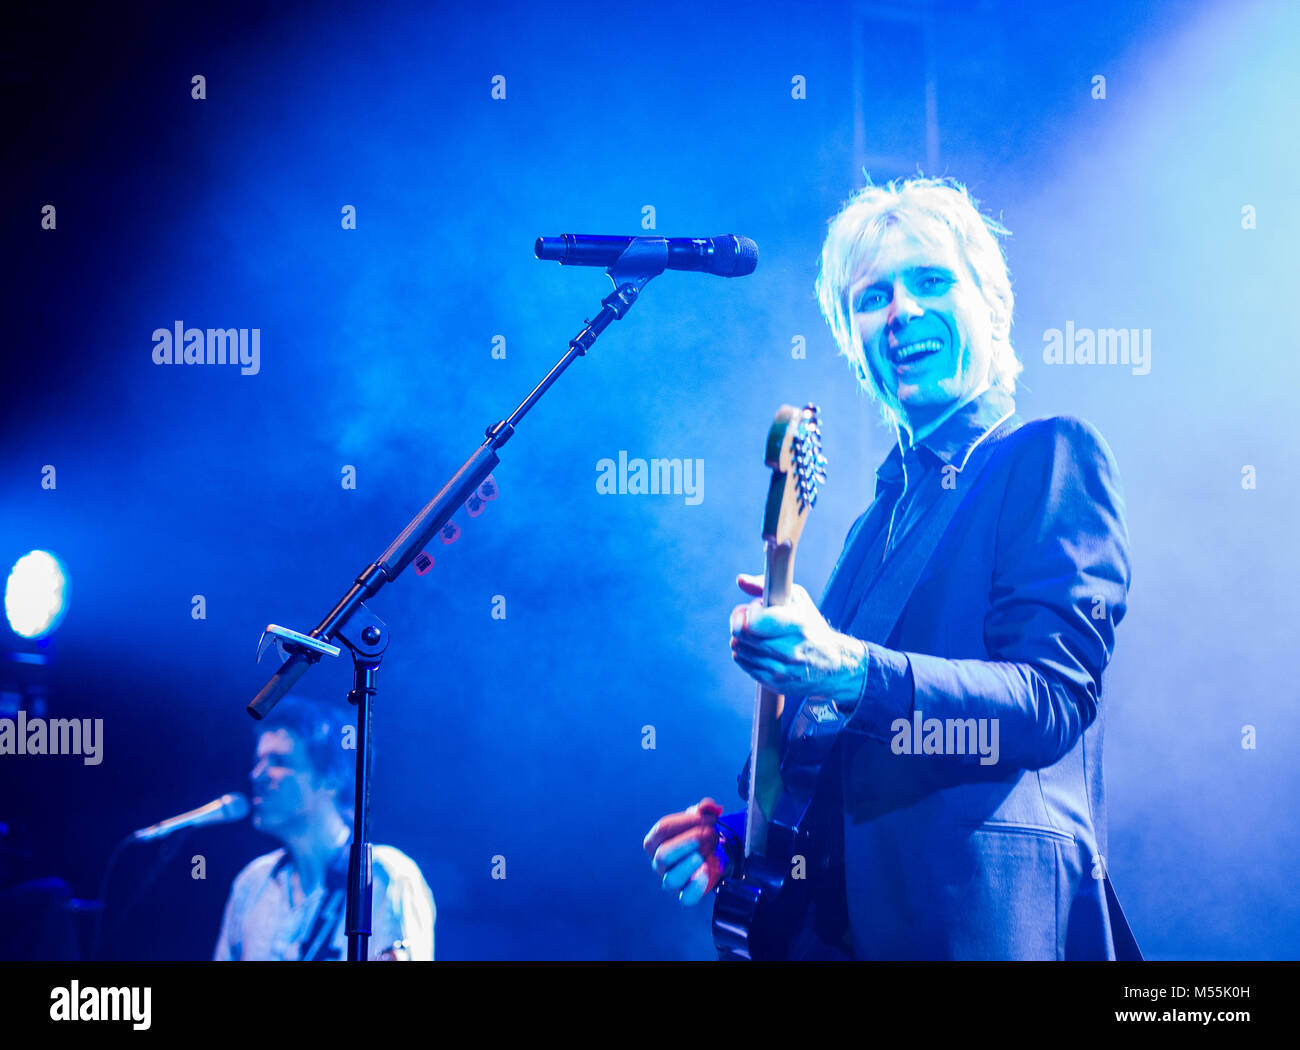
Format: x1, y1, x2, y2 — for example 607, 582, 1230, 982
2, 0, 1297, 959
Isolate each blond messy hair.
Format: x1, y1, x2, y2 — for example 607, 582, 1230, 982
815, 175, 1020, 424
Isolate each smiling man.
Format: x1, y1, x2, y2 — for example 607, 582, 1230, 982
213, 696, 435, 961
644, 176, 1139, 960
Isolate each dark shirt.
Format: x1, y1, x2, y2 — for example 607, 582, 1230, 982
833, 386, 1017, 640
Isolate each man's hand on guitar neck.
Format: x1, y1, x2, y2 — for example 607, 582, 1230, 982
644, 576, 868, 909
643, 798, 728, 906
730, 573, 869, 712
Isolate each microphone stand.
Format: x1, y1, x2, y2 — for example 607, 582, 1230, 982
91, 829, 193, 960
245, 238, 671, 961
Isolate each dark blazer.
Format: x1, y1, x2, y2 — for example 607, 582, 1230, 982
725, 388, 1133, 960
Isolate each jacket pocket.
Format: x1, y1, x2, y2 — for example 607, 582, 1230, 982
964, 819, 1076, 844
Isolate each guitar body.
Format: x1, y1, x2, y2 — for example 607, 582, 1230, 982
710, 404, 830, 961
712, 784, 819, 960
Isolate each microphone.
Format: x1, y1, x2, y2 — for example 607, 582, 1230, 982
132, 792, 250, 842
534, 234, 758, 277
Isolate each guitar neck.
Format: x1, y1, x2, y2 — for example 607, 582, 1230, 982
743, 538, 795, 857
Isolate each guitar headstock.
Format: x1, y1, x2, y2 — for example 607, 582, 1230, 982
762, 403, 827, 547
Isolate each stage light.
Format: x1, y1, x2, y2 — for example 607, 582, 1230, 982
4, 550, 69, 639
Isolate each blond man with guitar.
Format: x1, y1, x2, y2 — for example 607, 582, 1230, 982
644, 177, 1139, 961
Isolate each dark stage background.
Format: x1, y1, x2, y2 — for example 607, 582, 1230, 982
2, 0, 1297, 959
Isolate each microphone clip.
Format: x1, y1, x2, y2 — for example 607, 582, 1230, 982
605, 237, 669, 299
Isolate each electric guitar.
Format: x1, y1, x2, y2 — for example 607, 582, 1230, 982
712, 403, 833, 961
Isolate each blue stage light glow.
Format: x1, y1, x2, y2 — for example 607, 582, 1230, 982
4, 550, 69, 639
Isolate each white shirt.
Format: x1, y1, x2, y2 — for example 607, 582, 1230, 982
213, 843, 435, 961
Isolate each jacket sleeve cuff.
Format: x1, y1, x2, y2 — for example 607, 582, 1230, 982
842, 644, 914, 742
